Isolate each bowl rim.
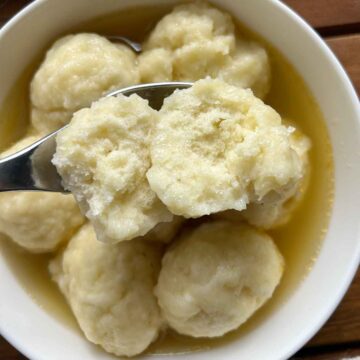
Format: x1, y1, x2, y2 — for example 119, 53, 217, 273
0, 0, 359, 359
262, 4, 360, 360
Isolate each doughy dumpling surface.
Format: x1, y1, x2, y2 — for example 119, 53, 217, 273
140, 2, 270, 98
49, 223, 164, 357
147, 79, 304, 218
138, 48, 173, 83
53, 94, 172, 244
146, 216, 185, 244
0, 136, 84, 252
241, 124, 311, 228
217, 124, 311, 228
219, 41, 271, 100
156, 221, 284, 337
30, 33, 139, 133
144, 2, 235, 52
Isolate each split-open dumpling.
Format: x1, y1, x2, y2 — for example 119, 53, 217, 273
53, 94, 172, 243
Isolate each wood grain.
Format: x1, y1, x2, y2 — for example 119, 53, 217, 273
294, 346, 360, 359
0, 1, 359, 359
0, 0, 30, 27
0, 336, 25, 360
310, 270, 360, 346
1, 1, 360, 32
284, 0, 360, 30
327, 34, 360, 94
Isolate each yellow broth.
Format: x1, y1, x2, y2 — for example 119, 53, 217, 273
0, 3, 334, 355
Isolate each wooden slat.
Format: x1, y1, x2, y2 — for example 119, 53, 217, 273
326, 34, 360, 95
309, 270, 360, 346
295, 346, 360, 359
284, 0, 360, 30
0, 336, 25, 359
1, 1, 360, 32
0, 0, 31, 27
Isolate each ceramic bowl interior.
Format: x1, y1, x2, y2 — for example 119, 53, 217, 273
0, 1, 359, 359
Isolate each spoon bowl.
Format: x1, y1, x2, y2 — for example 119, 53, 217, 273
0, 81, 192, 193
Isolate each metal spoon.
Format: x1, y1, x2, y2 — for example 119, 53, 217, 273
106, 35, 142, 53
0, 82, 192, 193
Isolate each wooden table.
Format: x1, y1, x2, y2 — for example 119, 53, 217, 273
0, 0, 359, 359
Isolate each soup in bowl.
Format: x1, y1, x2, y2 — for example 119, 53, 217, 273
0, 0, 359, 359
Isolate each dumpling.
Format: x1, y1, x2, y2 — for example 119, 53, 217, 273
140, 2, 270, 98
147, 79, 304, 218
145, 216, 185, 244
30, 33, 139, 133
0, 135, 84, 252
217, 123, 311, 229
156, 220, 284, 337
49, 223, 164, 357
53, 94, 172, 243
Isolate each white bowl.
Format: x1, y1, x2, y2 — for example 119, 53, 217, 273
0, 0, 359, 359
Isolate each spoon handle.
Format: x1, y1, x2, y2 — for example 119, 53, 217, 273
0, 130, 66, 192
0, 146, 38, 191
